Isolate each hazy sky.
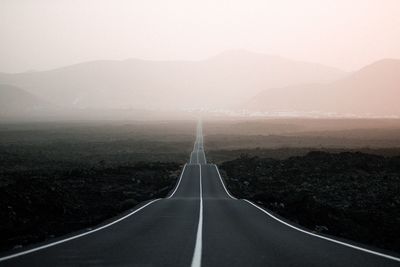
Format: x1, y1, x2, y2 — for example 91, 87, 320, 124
1, 0, 400, 73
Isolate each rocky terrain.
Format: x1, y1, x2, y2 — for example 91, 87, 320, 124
220, 151, 400, 253
0, 162, 182, 252
0, 122, 192, 253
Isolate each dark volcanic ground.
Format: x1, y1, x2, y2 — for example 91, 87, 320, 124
220, 151, 400, 253
0, 162, 181, 252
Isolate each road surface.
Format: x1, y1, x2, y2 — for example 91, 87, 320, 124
1, 122, 399, 266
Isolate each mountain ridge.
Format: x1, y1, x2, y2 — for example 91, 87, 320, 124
0, 84, 52, 117
246, 58, 400, 116
0, 50, 347, 111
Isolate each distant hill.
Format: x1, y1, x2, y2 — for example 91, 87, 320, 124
0, 50, 346, 111
0, 84, 51, 117
245, 59, 400, 116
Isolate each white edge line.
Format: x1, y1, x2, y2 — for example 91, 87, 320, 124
244, 199, 400, 263
191, 163, 203, 267
167, 164, 187, 199
0, 124, 197, 262
0, 199, 161, 262
213, 164, 237, 200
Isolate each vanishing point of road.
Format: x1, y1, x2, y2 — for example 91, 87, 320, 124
1, 122, 399, 266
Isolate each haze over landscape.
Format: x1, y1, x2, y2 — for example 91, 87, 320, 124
1, 1, 400, 266
1, 0, 400, 119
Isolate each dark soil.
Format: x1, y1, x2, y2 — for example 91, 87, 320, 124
0, 122, 191, 253
220, 151, 400, 253
0, 162, 181, 252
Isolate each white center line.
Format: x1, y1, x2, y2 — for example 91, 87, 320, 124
191, 163, 203, 267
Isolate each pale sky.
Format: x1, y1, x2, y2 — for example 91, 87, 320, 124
1, 0, 400, 73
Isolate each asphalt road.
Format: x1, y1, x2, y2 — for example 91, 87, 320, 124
1, 122, 399, 266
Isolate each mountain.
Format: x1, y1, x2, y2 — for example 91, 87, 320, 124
245, 59, 400, 117
0, 84, 51, 117
0, 50, 346, 111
